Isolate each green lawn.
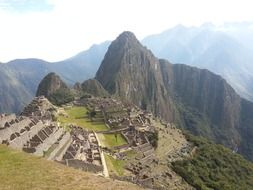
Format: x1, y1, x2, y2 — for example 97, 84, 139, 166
105, 154, 125, 176
0, 145, 142, 190
97, 133, 127, 148
124, 149, 137, 158
58, 106, 108, 132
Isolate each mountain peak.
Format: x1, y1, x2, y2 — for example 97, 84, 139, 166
36, 72, 68, 98
117, 31, 137, 41
111, 31, 141, 50
96, 31, 175, 121
95, 31, 157, 94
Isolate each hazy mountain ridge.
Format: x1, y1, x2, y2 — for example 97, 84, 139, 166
2, 22, 253, 113
0, 41, 110, 113
0, 65, 31, 113
142, 23, 253, 101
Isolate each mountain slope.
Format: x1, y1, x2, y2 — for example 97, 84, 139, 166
95, 31, 253, 161
0, 144, 142, 190
172, 134, 253, 190
0, 65, 32, 113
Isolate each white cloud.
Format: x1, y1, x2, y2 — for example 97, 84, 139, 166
0, 0, 252, 62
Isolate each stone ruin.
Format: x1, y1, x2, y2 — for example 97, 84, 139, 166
76, 96, 159, 184
58, 126, 103, 173
0, 112, 65, 156
0, 112, 103, 174
0, 97, 104, 175
21, 96, 56, 121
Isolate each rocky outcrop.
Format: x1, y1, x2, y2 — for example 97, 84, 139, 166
36, 73, 74, 106
36, 72, 68, 98
81, 79, 109, 97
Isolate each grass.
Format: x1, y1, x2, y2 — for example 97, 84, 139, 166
57, 106, 108, 132
97, 133, 127, 148
43, 143, 58, 158
124, 149, 137, 158
0, 145, 142, 190
105, 154, 125, 176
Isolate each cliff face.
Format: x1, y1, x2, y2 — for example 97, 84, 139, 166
239, 99, 253, 160
95, 31, 253, 161
96, 31, 176, 121
160, 61, 241, 149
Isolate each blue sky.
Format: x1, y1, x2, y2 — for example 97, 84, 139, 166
0, 0, 252, 62
0, 0, 54, 13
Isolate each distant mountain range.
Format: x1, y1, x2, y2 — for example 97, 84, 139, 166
142, 22, 253, 101
0, 41, 110, 113
1, 22, 253, 114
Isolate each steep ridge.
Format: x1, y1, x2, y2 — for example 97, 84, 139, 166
96, 31, 176, 122
96, 31, 253, 161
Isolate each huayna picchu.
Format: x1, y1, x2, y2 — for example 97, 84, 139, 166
1, 31, 253, 190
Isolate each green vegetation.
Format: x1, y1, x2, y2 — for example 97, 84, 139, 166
172, 134, 253, 190
176, 102, 214, 139
124, 149, 137, 158
58, 106, 108, 132
43, 143, 58, 158
0, 145, 143, 190
49, 88, 75, 106
97, 133, 127, 148
105, 154, 125, 176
